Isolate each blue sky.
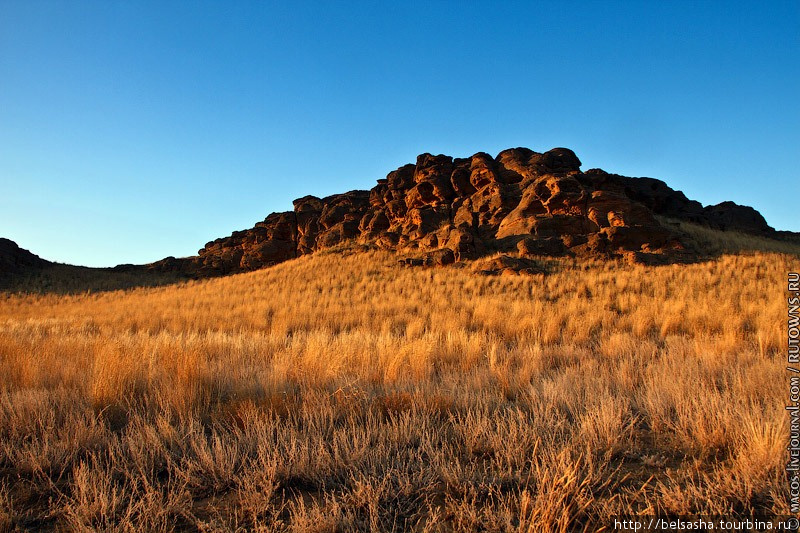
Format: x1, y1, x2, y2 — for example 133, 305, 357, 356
1, 1, 798, 267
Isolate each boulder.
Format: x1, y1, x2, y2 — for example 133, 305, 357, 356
537, 147, 582, 174
517, 237, 566, 257
414, 154, 453, 184
424, 248, 456, 266
600, 225, 678, 252
386, 164, 416, 190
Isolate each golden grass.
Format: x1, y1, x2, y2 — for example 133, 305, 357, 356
0, 234, 798, 531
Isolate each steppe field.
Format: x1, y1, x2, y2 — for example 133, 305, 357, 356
1, 225, 799, 532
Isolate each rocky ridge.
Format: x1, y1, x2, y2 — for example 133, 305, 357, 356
149, 147, 777, 277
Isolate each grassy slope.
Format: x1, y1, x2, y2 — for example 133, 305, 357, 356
0, 230, 799, 531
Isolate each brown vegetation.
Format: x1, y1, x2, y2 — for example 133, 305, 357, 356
0, 227, 798, 531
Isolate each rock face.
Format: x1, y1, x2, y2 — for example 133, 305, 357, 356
150, 147, 781, 276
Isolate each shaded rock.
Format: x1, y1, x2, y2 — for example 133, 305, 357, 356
533, 175, 586, 216
600, 225, 678, 252
537, 147, 582, 174
529, 215, 588, 239
398, 257, 424, 267
359, 209, 390, 234
561, 234, 589, 248
450, 158, 477, 197
587, 190, 657, 229
470, 182, 521, 235
496, 187, 547, 238
476, 255, 546, 276
570, 233, 610, 256
414, 154, 453, 184
703, 201, 773, 234
424, 248, 456, 266
582, 171, 706, 223
405, 178, 454, 209
623, 251, 678, 266
386, 164, 416, 190
402, 207, 450, 241
517, 237, 566, 257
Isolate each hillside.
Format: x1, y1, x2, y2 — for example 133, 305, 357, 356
0, 244, 797, 530
0, 238, 49, 274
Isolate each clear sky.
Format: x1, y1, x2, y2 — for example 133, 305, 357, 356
1, 1, 798, 267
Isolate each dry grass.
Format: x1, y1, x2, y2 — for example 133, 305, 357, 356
0, 232, 798, 531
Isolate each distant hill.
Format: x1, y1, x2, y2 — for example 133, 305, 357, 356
0, 237, 50, 273
0, 238, 181, 293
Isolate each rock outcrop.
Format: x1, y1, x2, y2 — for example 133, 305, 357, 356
149, 147, 783, 277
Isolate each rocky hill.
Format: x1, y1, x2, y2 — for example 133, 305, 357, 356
0, 147, 786, 283
149, 147, 778, 277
